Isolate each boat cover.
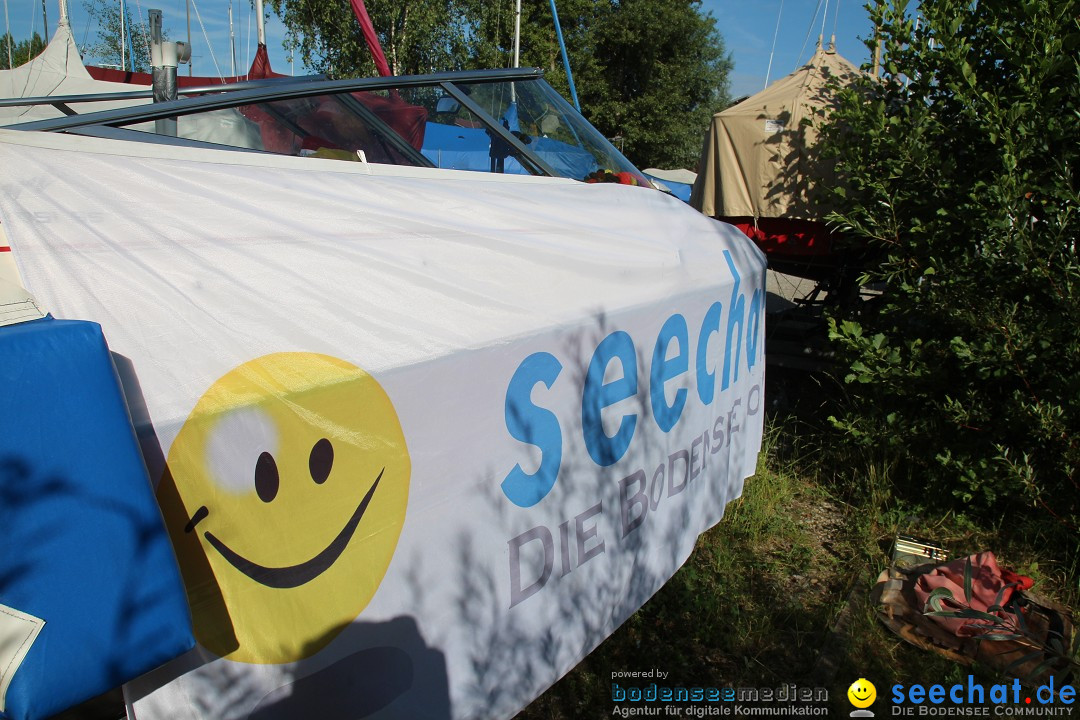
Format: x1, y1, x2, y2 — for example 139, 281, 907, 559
0, 316, 194, 720
0, 129, 766, 720
690, 46, 861, 220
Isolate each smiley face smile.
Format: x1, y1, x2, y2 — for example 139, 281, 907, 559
199, 468, 384, 589
160, 352, 411, 663
847, 678, 877, 709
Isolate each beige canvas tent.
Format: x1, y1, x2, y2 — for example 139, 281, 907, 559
690, 45, 860, 222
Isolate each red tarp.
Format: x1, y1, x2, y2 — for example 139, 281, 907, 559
86, 45, 278, 85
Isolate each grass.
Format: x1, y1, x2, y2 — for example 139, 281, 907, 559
515, 374, 1080, 719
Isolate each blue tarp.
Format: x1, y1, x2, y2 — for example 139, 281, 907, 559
644, 173, 693, 203
421, 121, 598, 181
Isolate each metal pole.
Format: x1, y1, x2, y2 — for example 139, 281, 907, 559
40, 0, 47, 42
255, 0, 264, 46
3, 0, 14, 69
119, 0, 135, 71
229, 0, 236, 77
511, 0, 520, 103
120, 0, 126, 71
512, 0, 520, 68
185, 0, 191, 76
149, 9, 177, 136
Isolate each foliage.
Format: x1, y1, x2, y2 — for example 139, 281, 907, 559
818, 0, 1080, 527
265, 0, 731, 168
0, 32, 46, 69
267, 0, 471, 78
81, 0, 160, 72
466, 0, 732, 168
578, 0, 731, 169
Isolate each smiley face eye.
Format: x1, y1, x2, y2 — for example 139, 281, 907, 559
309, 438, 334, 484
255, 451, 280, 502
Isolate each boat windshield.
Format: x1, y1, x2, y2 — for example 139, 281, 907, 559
93, 74, 647, 184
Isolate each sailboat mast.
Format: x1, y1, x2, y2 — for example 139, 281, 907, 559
40, 0, 46, 42
510, 0, 520, 102
120, 0, 126, 70
185, 0, 191, 75
512, 0, 520, 68
228, 0, 236, 76
255, 0, 265, 46
3, 0, 12, 68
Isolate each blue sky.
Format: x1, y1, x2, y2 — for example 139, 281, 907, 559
4, 0, 301, 78
701, 0, 874, 98
5, 1, 874, 93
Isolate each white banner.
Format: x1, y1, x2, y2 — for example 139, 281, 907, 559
0, 130, 767, 720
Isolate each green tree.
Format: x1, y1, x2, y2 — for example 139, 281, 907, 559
573, 0, 731, 169
268, 0, 472, 77
1, 32, 46, 69
81, 0, 159, 72
466, 0, 731, 168
461, 0, 594, 83
819, 0, 1080, 525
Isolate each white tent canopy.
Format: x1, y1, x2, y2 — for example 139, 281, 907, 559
0, 20, 143, 126
0, 22, 263, 147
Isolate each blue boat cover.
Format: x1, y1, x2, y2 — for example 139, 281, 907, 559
0, 317, 193, 720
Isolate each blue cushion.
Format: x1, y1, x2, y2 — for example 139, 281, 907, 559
0, 317, 193, 720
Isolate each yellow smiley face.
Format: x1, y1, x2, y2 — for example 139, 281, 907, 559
848, 678, 877, 708
157, 353, 410, 664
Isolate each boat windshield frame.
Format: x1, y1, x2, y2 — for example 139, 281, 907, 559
5, 67, 641, 183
